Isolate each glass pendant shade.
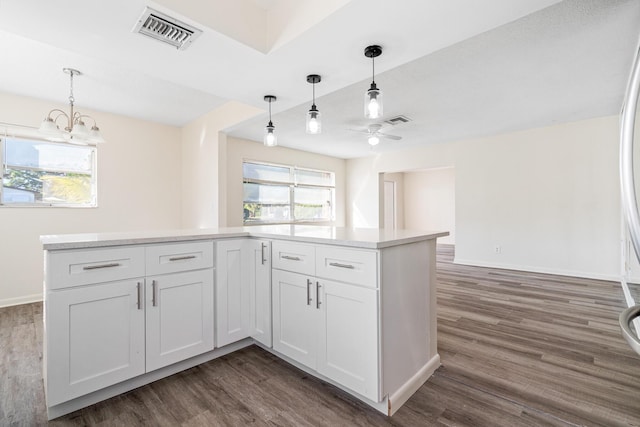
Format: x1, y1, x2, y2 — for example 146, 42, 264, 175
306, 105, 321, 134
71, 120, 90, 138
39, 117, 62, 136
305, 74, 322, 134
365, 83, 383, 119
264, 122, 277, 147
263, 95, 277, 147
88, 125, 105, 144
364, 45, 383, 120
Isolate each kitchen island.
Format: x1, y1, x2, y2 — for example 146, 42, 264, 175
41, 226, 448, 419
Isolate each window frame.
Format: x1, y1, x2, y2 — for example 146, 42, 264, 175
242, 160, 335, 225
0, 133, 98, 208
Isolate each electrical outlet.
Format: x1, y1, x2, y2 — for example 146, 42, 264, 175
494, 245, 501, 254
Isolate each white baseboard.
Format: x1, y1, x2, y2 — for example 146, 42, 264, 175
453, 258, 620, 282
0, 293, 42, 308
388, 354, 440, 416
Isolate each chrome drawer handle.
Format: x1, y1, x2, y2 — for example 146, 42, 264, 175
136, 282, 142, 310
307, 279, 312, 305
328, 262, 355, 269
83, 262, 121, 270
281, 255, 301, 261
152, 280, 158, 307
168, 255, 197, 261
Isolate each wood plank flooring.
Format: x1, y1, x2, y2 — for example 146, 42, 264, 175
1, 244, 640, 426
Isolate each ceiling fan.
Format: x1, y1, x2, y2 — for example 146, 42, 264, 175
349, 123, 402, 146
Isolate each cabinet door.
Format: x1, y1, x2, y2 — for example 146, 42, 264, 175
145, 269, 214, 371
248, 240, 272, 347
272, 269, 318, 369
46, 279, 145, 406
216, 240, 250, 347
317, 279, 379, 401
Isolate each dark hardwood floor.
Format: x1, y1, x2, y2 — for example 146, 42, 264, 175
2, 245, 640, 426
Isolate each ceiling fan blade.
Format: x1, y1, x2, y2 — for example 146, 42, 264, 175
347, 128, 370, 134
380, 133, 402, 140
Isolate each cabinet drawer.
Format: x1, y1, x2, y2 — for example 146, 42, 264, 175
47, 247, 145, 290
316, 246, 377, 287
272, 241, 316, 275
145, 241, 214, 276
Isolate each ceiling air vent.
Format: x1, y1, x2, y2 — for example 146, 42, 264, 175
133, 7, 202, 50
384, 115, 412, 126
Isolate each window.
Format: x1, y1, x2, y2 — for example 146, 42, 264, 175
1, 135, 97, 207
243, 161, 334, 224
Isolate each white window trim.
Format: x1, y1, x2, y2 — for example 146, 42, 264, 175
0, 127, 98, 208
242, 159, 335, 225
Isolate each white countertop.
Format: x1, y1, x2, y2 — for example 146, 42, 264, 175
41, 225, 449, 250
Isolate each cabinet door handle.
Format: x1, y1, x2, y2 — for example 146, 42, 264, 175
281, 255, 301, 261
152, 280, 158, 307
316, 281, 321, 309
328, 262, 355, 269
168, 255, 196, 262
307, 279, 312, 305
261, 243, 266, 265
137, 282, 142, 310
83, 262, 121, 270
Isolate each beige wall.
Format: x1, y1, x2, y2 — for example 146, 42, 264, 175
404, 168, 456, 245
0, 91, 182, 307
225, 136, 346, 227
180, 102, 263, 228
346, 116, 620, 280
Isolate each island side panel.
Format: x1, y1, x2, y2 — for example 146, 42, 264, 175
380, 238, 439, 396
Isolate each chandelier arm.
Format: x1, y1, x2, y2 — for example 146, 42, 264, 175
48, 109, 73, 131
75, 114, 99, 127
46, 109, 69, 121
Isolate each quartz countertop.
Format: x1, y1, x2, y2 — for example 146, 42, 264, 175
41, 225, 449, 251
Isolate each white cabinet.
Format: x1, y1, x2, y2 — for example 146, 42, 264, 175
43, 230, 441, 418
272, 270, 317, 367
248, 240, 272, 347
271, 241, 379, 401
215, 239, 272, 348
46, 279, 145, 406
45, 241, 215, 408
317, 279, 378, 401
145, 269, 214, 371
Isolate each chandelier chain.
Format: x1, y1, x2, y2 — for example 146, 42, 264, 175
68, 71, 75, 106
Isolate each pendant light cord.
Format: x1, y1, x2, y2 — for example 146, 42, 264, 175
268, 97, 272, 124
372, 55, 375, 84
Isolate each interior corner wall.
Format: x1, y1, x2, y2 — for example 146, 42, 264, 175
180, 102, 263, 229
0, 91, 182, 307
403, 168, 456, 245
225, 136, 347, 227
346, 116, 621, 280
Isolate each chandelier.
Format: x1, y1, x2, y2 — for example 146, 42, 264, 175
39, 68, 105, 145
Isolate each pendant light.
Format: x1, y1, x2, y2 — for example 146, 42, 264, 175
305, 74, 321, 134
263, 95, 277, 147
364, 45, 383, 119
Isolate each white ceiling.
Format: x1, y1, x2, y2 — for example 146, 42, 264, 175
0, 0, 638, 159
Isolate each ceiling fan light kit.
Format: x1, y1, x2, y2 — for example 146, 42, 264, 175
263, 95, 278, 147
39, 68, 105, 145
306, 74, 322, 134
364, 45, 383, 119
